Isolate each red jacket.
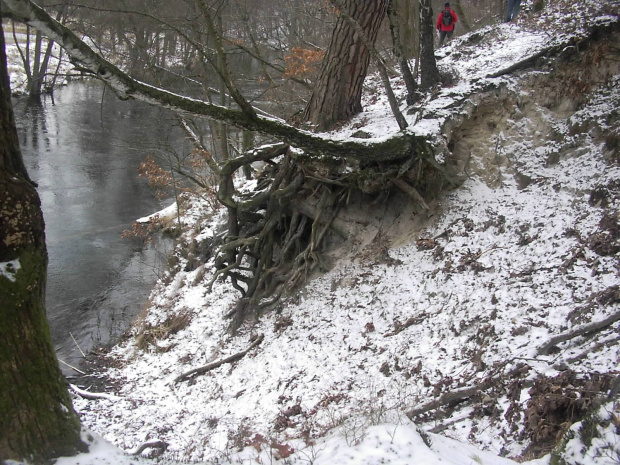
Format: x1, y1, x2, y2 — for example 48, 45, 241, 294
436, 8, 458, 32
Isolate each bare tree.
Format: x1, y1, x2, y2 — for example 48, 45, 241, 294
388, 0, 419, 103
5, 0, 65, 97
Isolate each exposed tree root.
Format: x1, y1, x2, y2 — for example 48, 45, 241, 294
209, 143, 446, 333
129, 439, 168, 456
389, 177, 429, 210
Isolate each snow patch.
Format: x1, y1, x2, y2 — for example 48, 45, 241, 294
0, 259, 21, 282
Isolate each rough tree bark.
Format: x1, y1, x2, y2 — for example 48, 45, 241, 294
302, 0, 389, 131
419, 0, 440, 89
0, 10, 85, 463
329, 0, 408, 130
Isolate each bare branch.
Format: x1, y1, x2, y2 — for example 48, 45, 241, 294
174, 334, 265, 383
538, 305, 620, 355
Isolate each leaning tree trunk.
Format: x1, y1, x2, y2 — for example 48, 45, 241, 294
419, 0, 440, 89
3, 0, 431, 163
0, 13, 85, 464
387, 0, 418, 103
452, 0, 472, 31
302, 0, 389, 131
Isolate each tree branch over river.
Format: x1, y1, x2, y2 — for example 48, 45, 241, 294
2, 0, 451, 336
2, 0, 432, 163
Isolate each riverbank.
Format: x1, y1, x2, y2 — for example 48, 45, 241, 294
71, 4, 620, 464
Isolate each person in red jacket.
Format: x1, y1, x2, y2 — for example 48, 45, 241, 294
436, 2, 458, 47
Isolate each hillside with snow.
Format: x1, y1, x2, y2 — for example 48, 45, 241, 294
34, 1, 620, 464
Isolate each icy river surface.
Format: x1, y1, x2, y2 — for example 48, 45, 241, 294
13, 81, 180, 375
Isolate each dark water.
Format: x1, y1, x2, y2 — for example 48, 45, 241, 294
13, 81, 182, 375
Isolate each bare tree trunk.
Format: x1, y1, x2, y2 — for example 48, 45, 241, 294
30, 29, 42, 92
0, 12, 85, 463
387, 0, 418, 103
452, 0, 472, 32
242, 130, 254, 180
195, 0, 257, 118
419, 0, 440, 89
26, 5, 63, 97
216, 12, 231, 162
412, 0, 421, 78
28, 29, 54, 97
302, 0, 389, 131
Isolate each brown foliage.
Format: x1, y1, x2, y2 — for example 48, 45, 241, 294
138, 155, 175, 200
120, 216, 161, 245
522, 371, 614, 457
284, 47, 325, 80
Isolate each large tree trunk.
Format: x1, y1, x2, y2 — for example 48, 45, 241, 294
419, 0, 440, 89
0, 12, 85, 463
302, 0, 389, 131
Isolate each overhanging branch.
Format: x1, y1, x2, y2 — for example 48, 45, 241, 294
3, 0, 432, 163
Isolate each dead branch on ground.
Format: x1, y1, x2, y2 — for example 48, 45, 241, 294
538, 307, 620, 355
174, 334, 264, 383
69, 384, 120, 401
130, 439, 168, 456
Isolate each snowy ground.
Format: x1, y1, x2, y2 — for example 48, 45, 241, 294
5, 1, 620, 464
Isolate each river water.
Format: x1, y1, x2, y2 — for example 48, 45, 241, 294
13, 81, 182, 375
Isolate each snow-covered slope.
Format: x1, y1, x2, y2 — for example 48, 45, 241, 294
64, 2, 619, 464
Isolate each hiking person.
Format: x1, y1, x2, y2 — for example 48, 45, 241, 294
505, 0, 522, 22
436, 2, 458, 47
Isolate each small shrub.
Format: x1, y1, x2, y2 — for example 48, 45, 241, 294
134, 310, 192, 351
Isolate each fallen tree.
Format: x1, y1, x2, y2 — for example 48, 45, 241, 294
2, 0, 450, 331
